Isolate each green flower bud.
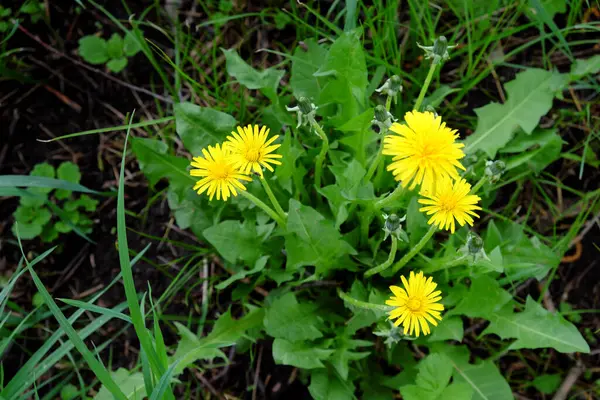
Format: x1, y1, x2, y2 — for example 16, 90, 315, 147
418, 36, 456, 64
485, 160, 506, 183
298, 97, 314, 114
382, 213, 408, 242
459, 231, 490, 263
376, 75, 403, 101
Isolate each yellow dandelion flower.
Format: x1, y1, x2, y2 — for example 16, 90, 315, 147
225, 124, 282, 177
386, 271, 444, 337
418, 177, 481, 233
382, 111, 466, 195
190, 143, 252, 201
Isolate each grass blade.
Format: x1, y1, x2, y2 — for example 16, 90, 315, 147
0, 175, 98, 194
15, 226, 127, 400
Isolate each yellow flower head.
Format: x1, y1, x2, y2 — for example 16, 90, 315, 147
190, 143, 252, 201
418, 177, 481, 233
383, 111, 466, 195
225, 124, 282, 177
386, 271, 443, 337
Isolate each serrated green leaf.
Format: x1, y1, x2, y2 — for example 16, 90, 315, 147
94, 368, 146, 400
290, 39, 328, 100
464, 68, 565, 157
484, 296, 590, 353
222, 48, 284, 102
449, 275, 513, 318
203, 220, 262, 265
338, 108, 377, 166
264, 292, 323, 341
78, 36, 109, 65
284, 199, 356, 275
427, 316, 463, 342
106, 33, 124, 59
274, 130, 305, 193
502, 129, 563, 174
329, 336, 371, 380
172, 308, 264, 375
272, 338, 333, 369
216, 255, 268, 290
400, 353, 453, 400
130, 137, 192, 196
174, 102, 237, 155
107, 57, 128, 73
309, 368, 355, 400
570, 54, 600, 80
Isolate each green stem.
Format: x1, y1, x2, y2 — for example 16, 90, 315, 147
337, 288, 393, 312
471, 176, 488, 194
369, 236, 399, 274
374, 183, 404, 210
413, 62, 438, 112
260, 177, 287, 221
240, 191, 285, 228
389, 225, 437, 275
311, 119, 329, 191
385, 95, 393, 111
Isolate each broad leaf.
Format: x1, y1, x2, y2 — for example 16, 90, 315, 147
172, 308, 264, 374
570, 55, 600, 80
222, 48, 284, 102
174, 102, 237, 154
94, 368, 146, 400
203, 220, 263, 265
272, 338, 333, 369
502, 129, 563, 174
285, 199, 356, 275
309, 367, 355, 400
264, 292, 323, 341
338, 108, 377, 166
78, 36, 109, 65
427, 316, 464, 342
464, 68, 565, 157
399, 353, 454, 400
449, 275, 513, 318
484, 296, 590, 353
290, 39, 328, 100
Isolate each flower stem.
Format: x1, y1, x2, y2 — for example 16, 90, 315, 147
471, 176, 488, 194
311, 119, 329, 191
385, 95, 393, 111
260, 177, 287, 221
337, 288, 393, 312
364, 236, 398, 277
374, 183, 404, 210
413, 62, 438, 112
365, 151, 384, 183
389, 225, 437, 275
240, 190, 285, 228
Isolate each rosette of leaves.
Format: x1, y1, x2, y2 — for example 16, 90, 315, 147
11, 162, 98, 242
78, 31, 142, 73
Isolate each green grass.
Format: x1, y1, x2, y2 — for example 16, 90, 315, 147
1, 0, 599, 398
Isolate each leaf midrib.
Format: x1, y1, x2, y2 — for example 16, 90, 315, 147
464, 73, 556, 154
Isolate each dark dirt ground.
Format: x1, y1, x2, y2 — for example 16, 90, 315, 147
1, 1, 599, 399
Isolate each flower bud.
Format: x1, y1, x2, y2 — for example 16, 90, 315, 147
286, 97, 318, 128
298, 97, 314, 114
375, 75, 403, 103
485, 160, 506, 183
418, 36, 456, 64
425, 105, 438, 117
382, 213, 408, 242
459, 231, 490, 262
372, 105, 396, 134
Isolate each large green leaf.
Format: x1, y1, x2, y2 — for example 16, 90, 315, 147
95, 369, 146, 400
338, 108, 377, 166
309, 367, 355, 400
570, 55, 600, 80
174, 102, 237, 154
172, 308, 264, 374
264, 292, 323, 341
222, 48, 284, 102
484, 296, 590, 353
272, 338, 333, 369
290, 39, 328, 100
203, 220, 263, 265
284, 199, 356, 275
130, 137, 192, 195
464, 68, 565, 157
400, 353, 466, 400
448, 275, 513, 318
435, 345, 513, 400
502, 128, 563, 174
329, 335, 371, 380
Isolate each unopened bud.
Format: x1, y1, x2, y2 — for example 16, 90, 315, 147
375, 75, 403, 103
485, 160, 506, 183
298, 97, 314, 114
459, 231, 489, 263
418, 36, 456, 64
374, 105, 390, 123
382, 213, 408, 242
425, 105, 438, 117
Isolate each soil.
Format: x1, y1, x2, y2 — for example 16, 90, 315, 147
0, 1, 598, 399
